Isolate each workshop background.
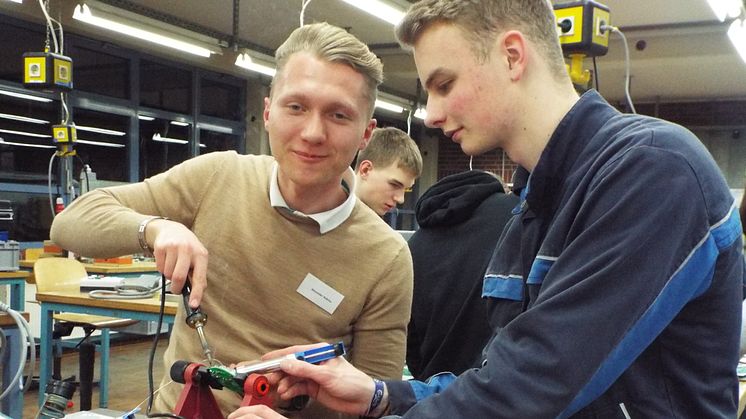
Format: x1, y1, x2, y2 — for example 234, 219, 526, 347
0, 0, 745, 417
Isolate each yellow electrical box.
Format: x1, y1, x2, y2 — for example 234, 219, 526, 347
52, 124, 77, 156
554, 0, 610, 57
22, 52, 73, 91
52, 125, 76, 144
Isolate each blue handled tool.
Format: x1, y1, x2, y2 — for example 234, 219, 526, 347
234, 342, 346, 375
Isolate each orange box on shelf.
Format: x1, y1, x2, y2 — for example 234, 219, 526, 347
93, 256, 133, 265
43, 240, 63, 254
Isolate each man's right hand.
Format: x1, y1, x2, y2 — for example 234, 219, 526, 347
145, 218, 208, 308
260, 344, 383, 416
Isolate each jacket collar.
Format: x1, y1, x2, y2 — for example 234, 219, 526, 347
525, 90, 619, 213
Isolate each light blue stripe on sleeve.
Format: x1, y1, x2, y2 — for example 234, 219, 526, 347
712, 205, 741, 250
409, 372, 458, 402
482, 275, 524, 301
527, 256, 556, 285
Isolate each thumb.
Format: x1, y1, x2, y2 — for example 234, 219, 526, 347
280, 358, 319, 379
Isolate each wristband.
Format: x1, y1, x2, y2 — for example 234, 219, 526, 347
137, 216, 166, 256
364, 379, 385, 417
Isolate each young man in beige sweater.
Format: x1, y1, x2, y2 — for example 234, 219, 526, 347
51, 22, 413, 418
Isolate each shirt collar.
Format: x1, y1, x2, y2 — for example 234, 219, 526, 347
269, 162, 357, 234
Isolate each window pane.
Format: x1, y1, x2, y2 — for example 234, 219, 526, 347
200, 77, 244, 120
0, 94, 58, 180
71, 46, 130, 99
0, 20, 46, 84
140, 60, 191, 114
0, 191, 54, 242
140, 117, 191, 179
74, 108, 129, 182
199, 129, 240, 154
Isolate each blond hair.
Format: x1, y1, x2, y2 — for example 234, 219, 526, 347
395, 0, 567, 79
356, 127, 423, 177
273, 22, 384, 117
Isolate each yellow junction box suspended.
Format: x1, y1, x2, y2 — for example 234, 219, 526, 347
52, 124, 77, 156
554, 0, 610, 58
22, 52, 74, 91
554, 0, 611, 87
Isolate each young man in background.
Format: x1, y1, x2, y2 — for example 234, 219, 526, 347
354, 127, 422, 217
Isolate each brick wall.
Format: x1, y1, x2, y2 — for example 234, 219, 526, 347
437, 136, 518, 188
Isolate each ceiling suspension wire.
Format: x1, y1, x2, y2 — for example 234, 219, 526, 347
300, 0, 314, 27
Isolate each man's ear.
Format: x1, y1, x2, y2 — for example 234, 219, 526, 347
263, 97, 271, 129
358, 160, 374, 178
360, 119, 377, 150
501, 30, 527, 81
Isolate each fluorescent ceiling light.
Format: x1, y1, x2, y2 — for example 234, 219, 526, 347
76, 139, 126, 148
4, 0, 23, 4
170, 121, 190, 127
199, 122, 233, 134
729, 18, 746, 64
152, 133, 187, 144
75, 125, 126, 136
199, 143, 206, 148
138, 115, 155, 121
72, 3, 220, 57
0, 88, 52, 103
341, 0, 405, 25
0, 128, 50, 138
0, 139, 55, 149
235, 53, 276, 77
0, 112, 48, 124
375, 99, 405, 113
414, 107, 427, 120
706, 0, 743, 21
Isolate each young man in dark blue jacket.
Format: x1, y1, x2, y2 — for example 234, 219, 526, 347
229, 1, 745, 418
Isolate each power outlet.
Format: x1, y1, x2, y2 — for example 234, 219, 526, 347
558, 16, 575, 37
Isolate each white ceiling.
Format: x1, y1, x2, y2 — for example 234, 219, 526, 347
6, 0, 746, 105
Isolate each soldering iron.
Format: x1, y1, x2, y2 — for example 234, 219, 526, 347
181, 278, 216, 366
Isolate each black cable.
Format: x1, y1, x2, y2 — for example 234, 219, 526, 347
592, 56, 600, 91
146, 274, 184, 419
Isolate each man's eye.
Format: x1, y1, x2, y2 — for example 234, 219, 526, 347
437, 81, 452, 94
288, 104, 303, 111
333, 112, 350, 120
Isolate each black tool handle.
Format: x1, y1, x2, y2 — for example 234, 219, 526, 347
181, 277, 208, 327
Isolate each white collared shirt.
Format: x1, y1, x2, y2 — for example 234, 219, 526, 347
269, 162, 357, 234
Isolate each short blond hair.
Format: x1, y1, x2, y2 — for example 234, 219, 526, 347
273, 22, 384, 117
396, 0, 567, 79
356, 127, 423, 177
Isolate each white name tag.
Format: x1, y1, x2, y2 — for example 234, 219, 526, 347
297, 273, 344, 315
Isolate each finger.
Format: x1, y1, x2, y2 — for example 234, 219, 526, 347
279, 357, 329, 380
172, 244, 193, 293
188, 248, 208, 308
275, 374, 304, 394
162, 247, 181, 293
264, 370, 286, 386
153, 245, 166, 274
277, 378, 315, 401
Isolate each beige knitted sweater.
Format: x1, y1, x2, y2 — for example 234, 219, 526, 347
51, 152, 413, 418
